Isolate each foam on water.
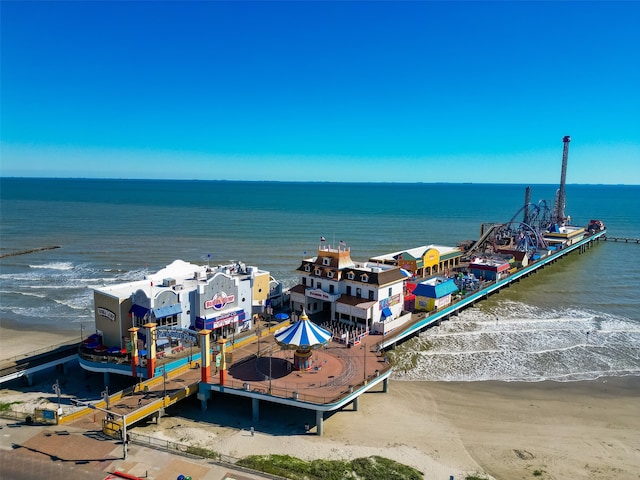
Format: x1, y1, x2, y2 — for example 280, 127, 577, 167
29, 261, 74, 270
392, 301, 640, 382
0, 261, 153, 328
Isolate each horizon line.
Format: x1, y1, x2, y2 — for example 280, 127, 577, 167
0, 176, 637, 187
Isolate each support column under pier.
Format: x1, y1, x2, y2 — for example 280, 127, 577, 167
197, 389, 211, 411
103, 371, 110, 389
316, 410, 324, 436
252, 398, 259, 423
352, 397, 359, 411
383, 378, 389, 393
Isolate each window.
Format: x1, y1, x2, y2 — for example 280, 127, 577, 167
346, 286, 352, 296
347, 272, 354, 280
302, 277, 307, 286
388, 287, 392, 297
314, 268, 321, 276
361, 274, 369, 282
317, 282, 322, 290
322, 257, 330, 266
310, 279, 314, 287
368, 290, 374, 300
356, 287, 361, 297
329, 285, 335, 294
157, 315, 178, 328
327, 271, 334, 278
304, 264, 310, 272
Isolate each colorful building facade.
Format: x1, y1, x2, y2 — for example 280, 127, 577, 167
369, 244, 463, 278
289, 243, 406, 330
92, 260, 277, 354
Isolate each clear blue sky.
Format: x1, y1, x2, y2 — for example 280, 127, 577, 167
1, 1, 639, 184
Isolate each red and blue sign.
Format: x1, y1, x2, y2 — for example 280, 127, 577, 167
204, 292, 235, 310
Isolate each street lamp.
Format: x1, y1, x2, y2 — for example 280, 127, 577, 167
162, 365, 167, 407
52, 379, 61, 414
361, 343, 367, 383
257, 327, 261, 356
102, 386, 110, 411
268, 349, 272, 394
72, 399, 128, 460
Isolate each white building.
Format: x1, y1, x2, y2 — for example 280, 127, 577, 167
93, 260, 276, 350
289, 243, 406, 331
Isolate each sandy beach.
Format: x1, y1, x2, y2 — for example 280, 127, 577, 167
0, 322, 82, 361
123, 376, 638, 480
2, 325, 639, 479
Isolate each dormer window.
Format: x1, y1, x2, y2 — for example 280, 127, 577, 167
304, 265, 310, 272
322, 257, 330, 266
361, 273, 369, 282
327, 271, 334, 279
314, 268, 321, 276
347, 272, 355, 280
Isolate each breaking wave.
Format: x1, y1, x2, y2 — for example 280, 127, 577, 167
392, 301, 640, 382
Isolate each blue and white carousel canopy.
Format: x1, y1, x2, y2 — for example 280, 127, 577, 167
274, 313, 332, 349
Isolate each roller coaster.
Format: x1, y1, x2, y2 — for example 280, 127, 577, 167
462, 136, 575, 261
462, 200, 553, 260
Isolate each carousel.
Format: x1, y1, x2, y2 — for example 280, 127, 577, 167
274, 309, 332, 370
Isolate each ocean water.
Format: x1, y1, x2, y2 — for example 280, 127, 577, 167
1, 178, 639, 382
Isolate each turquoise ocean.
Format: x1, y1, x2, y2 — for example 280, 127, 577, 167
1, 178, 639, 382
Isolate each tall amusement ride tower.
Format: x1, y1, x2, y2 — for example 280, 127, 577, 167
554, 135, 571, 224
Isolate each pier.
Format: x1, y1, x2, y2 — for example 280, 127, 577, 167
4, 229, 607, 441
602, 235, 640, 244
379, 229, 606, 351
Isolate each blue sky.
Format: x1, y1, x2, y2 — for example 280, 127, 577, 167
1, 1, 638, 184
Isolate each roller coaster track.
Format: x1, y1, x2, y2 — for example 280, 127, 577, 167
462, 223, 501, 259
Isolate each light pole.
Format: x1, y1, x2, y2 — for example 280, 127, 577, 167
361, 343, 367, 383
73, 400, 128, 459
52, 379, 61, 414
102, 386, 110, 411
268, 349, 272, 394
162, 365, 167, 407
257, 327, 261, 356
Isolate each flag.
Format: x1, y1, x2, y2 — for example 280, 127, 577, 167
320, 236, 326, 242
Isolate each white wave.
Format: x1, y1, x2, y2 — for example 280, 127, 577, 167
29, 262, 74, 270
392, 301, 640, 382
0, 290, 48, 299
51, 296, 93, 311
